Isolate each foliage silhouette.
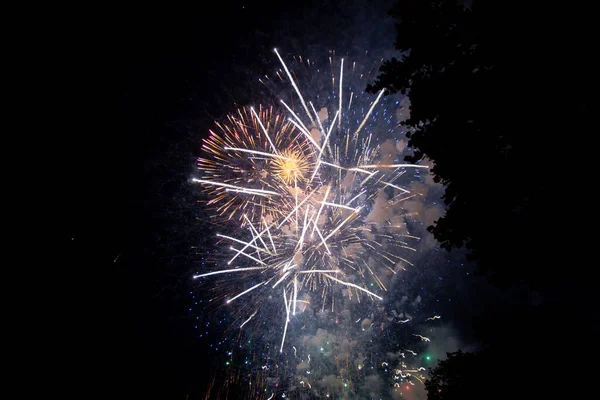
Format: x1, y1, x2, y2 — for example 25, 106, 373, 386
425, 350, 483, 400
367, 0, 592, 290
370, 3, 596, 397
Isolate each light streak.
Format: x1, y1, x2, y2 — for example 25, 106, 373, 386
226, 282, 263, 304
216, 234, 270, 254
288, 118, 322, 151
311, 186, 330, 234
193, 266, 266, 278
321, 201, 360, 212
355, 89, 385, 135
293, 277, 298, 315
224, 188, 276, 197
244, 214, 270, 254
195, 49, 426, 353
357, 164, 430, 169
280, 100, 312, 141
317, 207, 362, 247
262, 216, 277, 254
192, 178, 279, 196
240, 310, 257, 328
323, 273, 383, 300
297, 270, 340, 274
295, 205, 311, 251
274, 48, 315, 126
223, 146, 290, 160
228, 247, 266, 266
250, 107, 278, 153
338, 58, 343, 131
280, 287, 293, 352
273, 271, 291, 288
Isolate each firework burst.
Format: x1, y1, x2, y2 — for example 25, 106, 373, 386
194, 49, 429, 353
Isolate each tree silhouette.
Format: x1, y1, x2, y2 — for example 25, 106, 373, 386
367, 0, 592, 289
425, 344, 586, 399
425, 351, 484, 400
369, 3, 596, 398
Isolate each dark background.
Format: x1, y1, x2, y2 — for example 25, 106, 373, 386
60, 2, 400, 398
58, 1, 596, 399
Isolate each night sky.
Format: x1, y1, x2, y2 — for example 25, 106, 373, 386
61, 1, 596, 399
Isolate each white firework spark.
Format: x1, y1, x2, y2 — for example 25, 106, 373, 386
194, 49, 429, 352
